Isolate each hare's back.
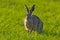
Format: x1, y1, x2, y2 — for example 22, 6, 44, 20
32, 15, 40, 21
32, 15, 43, 24
32, 15, 43, 29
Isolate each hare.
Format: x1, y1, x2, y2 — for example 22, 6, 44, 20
24, 5, 43, 32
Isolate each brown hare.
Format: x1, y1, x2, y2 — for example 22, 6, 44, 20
24, 5, 43, 32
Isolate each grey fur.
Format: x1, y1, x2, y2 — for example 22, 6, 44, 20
24, 5, 43, 32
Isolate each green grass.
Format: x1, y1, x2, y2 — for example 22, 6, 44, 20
0, 0, 60, 40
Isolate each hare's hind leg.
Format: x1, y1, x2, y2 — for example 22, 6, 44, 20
37, 23, 43, 33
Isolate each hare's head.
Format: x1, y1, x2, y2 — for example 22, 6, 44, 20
25, 5, 35, 19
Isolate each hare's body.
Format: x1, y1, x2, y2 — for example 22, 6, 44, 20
24, 5, 43, 32
24, 15, 43, 31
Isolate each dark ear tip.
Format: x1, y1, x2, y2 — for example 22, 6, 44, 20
33, 5, 35, 7
32, 5, 35, 9
24, 4, 28, 9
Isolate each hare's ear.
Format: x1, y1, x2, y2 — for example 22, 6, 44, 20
24, 5, 29, 13
30, 5, 35, 13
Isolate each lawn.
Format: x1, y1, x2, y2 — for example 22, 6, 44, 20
0, 0, 60, 40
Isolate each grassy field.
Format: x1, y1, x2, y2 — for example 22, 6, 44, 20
0, 0, 60, 40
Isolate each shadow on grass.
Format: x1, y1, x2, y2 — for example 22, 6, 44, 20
38, 30, 60, 37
